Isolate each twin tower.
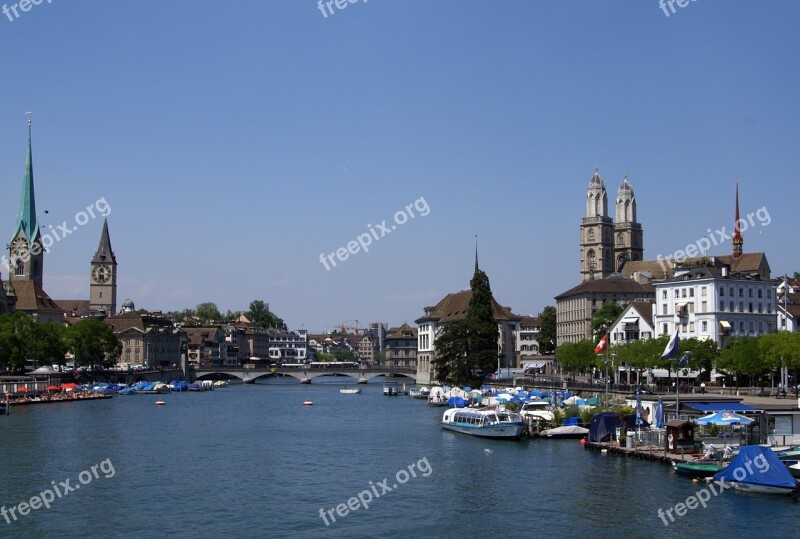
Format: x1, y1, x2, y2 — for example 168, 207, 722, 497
580, 168, 643, 282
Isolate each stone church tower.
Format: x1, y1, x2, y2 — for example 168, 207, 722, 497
613, 175, 643, 271
89, 219, 117, 315
580, 168, 615, 281
580, 168, 644, 281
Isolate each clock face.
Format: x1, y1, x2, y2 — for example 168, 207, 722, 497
11, 238, 28, 257
92, 265, 111, 284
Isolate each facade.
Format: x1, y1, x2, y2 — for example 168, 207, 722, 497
516, 315, 541, 357
106, 311, 186, 368
777, 277, 799, 332
6, 122, 62, 323
184, 327, 230, 368
555, 275, 655, 345
580, 168, 643, 282
652, 265, 778, 347
356, 334, 375, 363
607, 301, 656, 347
385, 323, 418, 368
266, 329, 308, 363
89, 219, 117, 315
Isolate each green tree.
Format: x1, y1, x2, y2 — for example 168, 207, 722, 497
556, 340, 596, 377
681, 337, 718, 380
32, 322, 67, 365
433, 269, 499, 386
0, 312, 39, 370
246, 300, 286, 330
716, 337, 766, 385
591, 301, 623, 342
65, 319, 122, 368
195, 302, 222, 322
538, 306, 556, 354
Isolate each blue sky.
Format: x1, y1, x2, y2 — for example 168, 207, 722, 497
0, 1, 797, 332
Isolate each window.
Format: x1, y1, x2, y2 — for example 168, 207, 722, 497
739, 322, 745, 333
662, 290, 667, 299
768, 289, 772, 299
758, 303, 763, 313
749, 289, 753, 298
689, 322, 695, 332
739, 302, 744, 312
749, 302, 753, 313
682, 289, 687, 298
662, 304, 668, 315
662, 323, 668, 335
749, 321, 755, 333
701, 287, 707, 297
739, 287, 744, 297
15, 260, 23, 276
690, 288, 695, 298
729, 301, 734, 312
674, 289, 680, 298
701, 301, 707, 313
701, 321, 708, 332
719, 301, 725, 311
720, 287, 725, 297
757, 289, 763, 299
588, 228, 595, 241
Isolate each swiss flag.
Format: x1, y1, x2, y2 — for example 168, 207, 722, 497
594, 334, 608, 354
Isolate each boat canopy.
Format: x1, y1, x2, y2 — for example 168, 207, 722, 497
712, 446, 796, 489
588, 412, 622, 442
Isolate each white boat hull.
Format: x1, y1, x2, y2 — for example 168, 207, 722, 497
442, 423, 527, 439
717, 481, 797, 495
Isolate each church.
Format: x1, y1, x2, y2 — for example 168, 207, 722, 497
1, 119, 118, 323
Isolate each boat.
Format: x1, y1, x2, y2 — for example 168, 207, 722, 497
408, 386, 430, 399
519, 400, 555, 425
674, 461, 725, 479
339, 387, 361, 394
441, 407, 527, 440
782, 460, 800, 479
213, 380, 229, 388
303, 400, 314, 406
383, 381, 399, 396
155, 400, 165, 406
711, 445, 798, 495
427, 387, 448, 406
538, 425, 589, 439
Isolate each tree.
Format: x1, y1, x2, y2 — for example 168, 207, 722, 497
195, 302, 222, 322
556, 340, 596, 378
32, 322, 67, 365
246, 300, 286, 330
591, 301, 623, 342
681, 338, 718, 381
716, 337, 765, 385
433, 269, 499, 386
65, 319, 121, 368
538, 306, 556, 354
0, 312, 39, 371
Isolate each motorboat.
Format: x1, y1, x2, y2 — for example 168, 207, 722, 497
383, 381, 399, 396
441, 407, 527, 440
519, 400, 555, 424
538, 425, 589, 439
155, 400, 166, 406
674, 461, 725, 479
303, 400, 314, 406
711, 446, 798, 495
408, 386, 431, 399
339, 387, 361, 394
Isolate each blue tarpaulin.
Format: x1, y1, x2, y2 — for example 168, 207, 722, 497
712, 446, 796, 489
588, 412, 622, 442
685, 402, 758, 413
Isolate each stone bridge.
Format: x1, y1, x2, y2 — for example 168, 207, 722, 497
194, 366, 416, 384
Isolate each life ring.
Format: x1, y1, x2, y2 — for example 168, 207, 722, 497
668, 433, 674, 445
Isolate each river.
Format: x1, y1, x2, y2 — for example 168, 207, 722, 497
0, 379, 795, 538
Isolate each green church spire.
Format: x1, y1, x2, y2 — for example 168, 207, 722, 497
13, 116, 39, 244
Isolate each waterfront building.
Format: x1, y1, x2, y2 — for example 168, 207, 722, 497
106, 310, 186, 368
266, 329, 308, 364
607, 301, 656, 347
516, 315, 542, 356
580, 168, 644, 282
555, 275, 655, 345
385, 323, 417, 368
6, 121, 62, 322
415, 258, 521, 386
356, 333, 375, 363
653, 265, 778, 347
183, 327, 230, 368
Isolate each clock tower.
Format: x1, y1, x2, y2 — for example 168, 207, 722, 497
89, 219, 117, 315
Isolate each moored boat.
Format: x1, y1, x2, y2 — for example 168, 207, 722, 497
339, 386, 361, 394
538, 425, 589, 439
711, 446, 798, 495
673, 461, 725, 479
441, 407, 526, 440
383, 381, 399, 396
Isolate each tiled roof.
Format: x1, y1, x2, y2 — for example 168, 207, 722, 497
11, 280, 63, 314
416, 289, 521, 324
555, 275, 655, 300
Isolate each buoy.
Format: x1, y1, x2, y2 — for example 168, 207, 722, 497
580, 438, 586, 446
155, 400, 165, 406
303, 400, 313, 406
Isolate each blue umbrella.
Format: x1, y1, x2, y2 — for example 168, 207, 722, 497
655, 397, 664, 428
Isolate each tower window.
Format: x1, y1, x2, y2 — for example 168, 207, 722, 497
15, 260, 23, 276
588, 228, 595, 242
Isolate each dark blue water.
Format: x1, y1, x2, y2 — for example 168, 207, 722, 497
0, 380, 796, 538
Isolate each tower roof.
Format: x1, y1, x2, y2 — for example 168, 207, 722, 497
588, 167, 605, 189
93, 219, 116, 264
732, 182, 744, 258
13, 122, 40, 244
618, 174, 634, 195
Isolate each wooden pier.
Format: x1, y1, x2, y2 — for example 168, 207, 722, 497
584, 441, 696, 466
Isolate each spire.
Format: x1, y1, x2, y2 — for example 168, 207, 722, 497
14, 115, 39, 243
732, 181, 743, 259
93, 218, 116, 263
474, 235, 479, 274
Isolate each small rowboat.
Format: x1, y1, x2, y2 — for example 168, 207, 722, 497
155, 400, 166, 406
303, 400, 313, 406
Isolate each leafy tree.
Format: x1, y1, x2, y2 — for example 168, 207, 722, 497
433, 269, 499, 386
538, 306, 556, 354
556, 340, 596, 377
591, 301, 623, 342
32, 322, 67, 365
246, 300, 286, 330
0, 312, 39, 371
334, 349, 359, 362
65, 319, 121, 368
716, 337, 766, 383
195, 302, 222, 322
681, 337, 718, 380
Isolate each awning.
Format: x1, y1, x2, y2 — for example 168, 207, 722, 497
719, 321, 731, 329
675, 302, 688, 312
684, 401, 758, 413
523, 362, 545, 369
622, 317, 639, 324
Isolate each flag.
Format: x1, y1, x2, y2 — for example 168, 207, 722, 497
660, 329, 680, 360
594, 334, 608, 354
677, 352, 689, 367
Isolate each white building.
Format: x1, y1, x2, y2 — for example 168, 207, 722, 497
777, 277, 799, 332
652, 265, 778, 347
608, 301, 656, 347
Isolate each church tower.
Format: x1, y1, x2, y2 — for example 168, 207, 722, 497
732, 182, 744, 259
89, 219, 117, 315
9, 118, 45, 288
580, 168, 615, 281
613, 175, 644, 271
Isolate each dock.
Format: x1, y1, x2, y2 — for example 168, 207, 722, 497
584, 441, 696, 465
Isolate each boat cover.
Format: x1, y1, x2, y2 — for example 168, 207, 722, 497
588, 412, 622, 442
712, 445, 796, 489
